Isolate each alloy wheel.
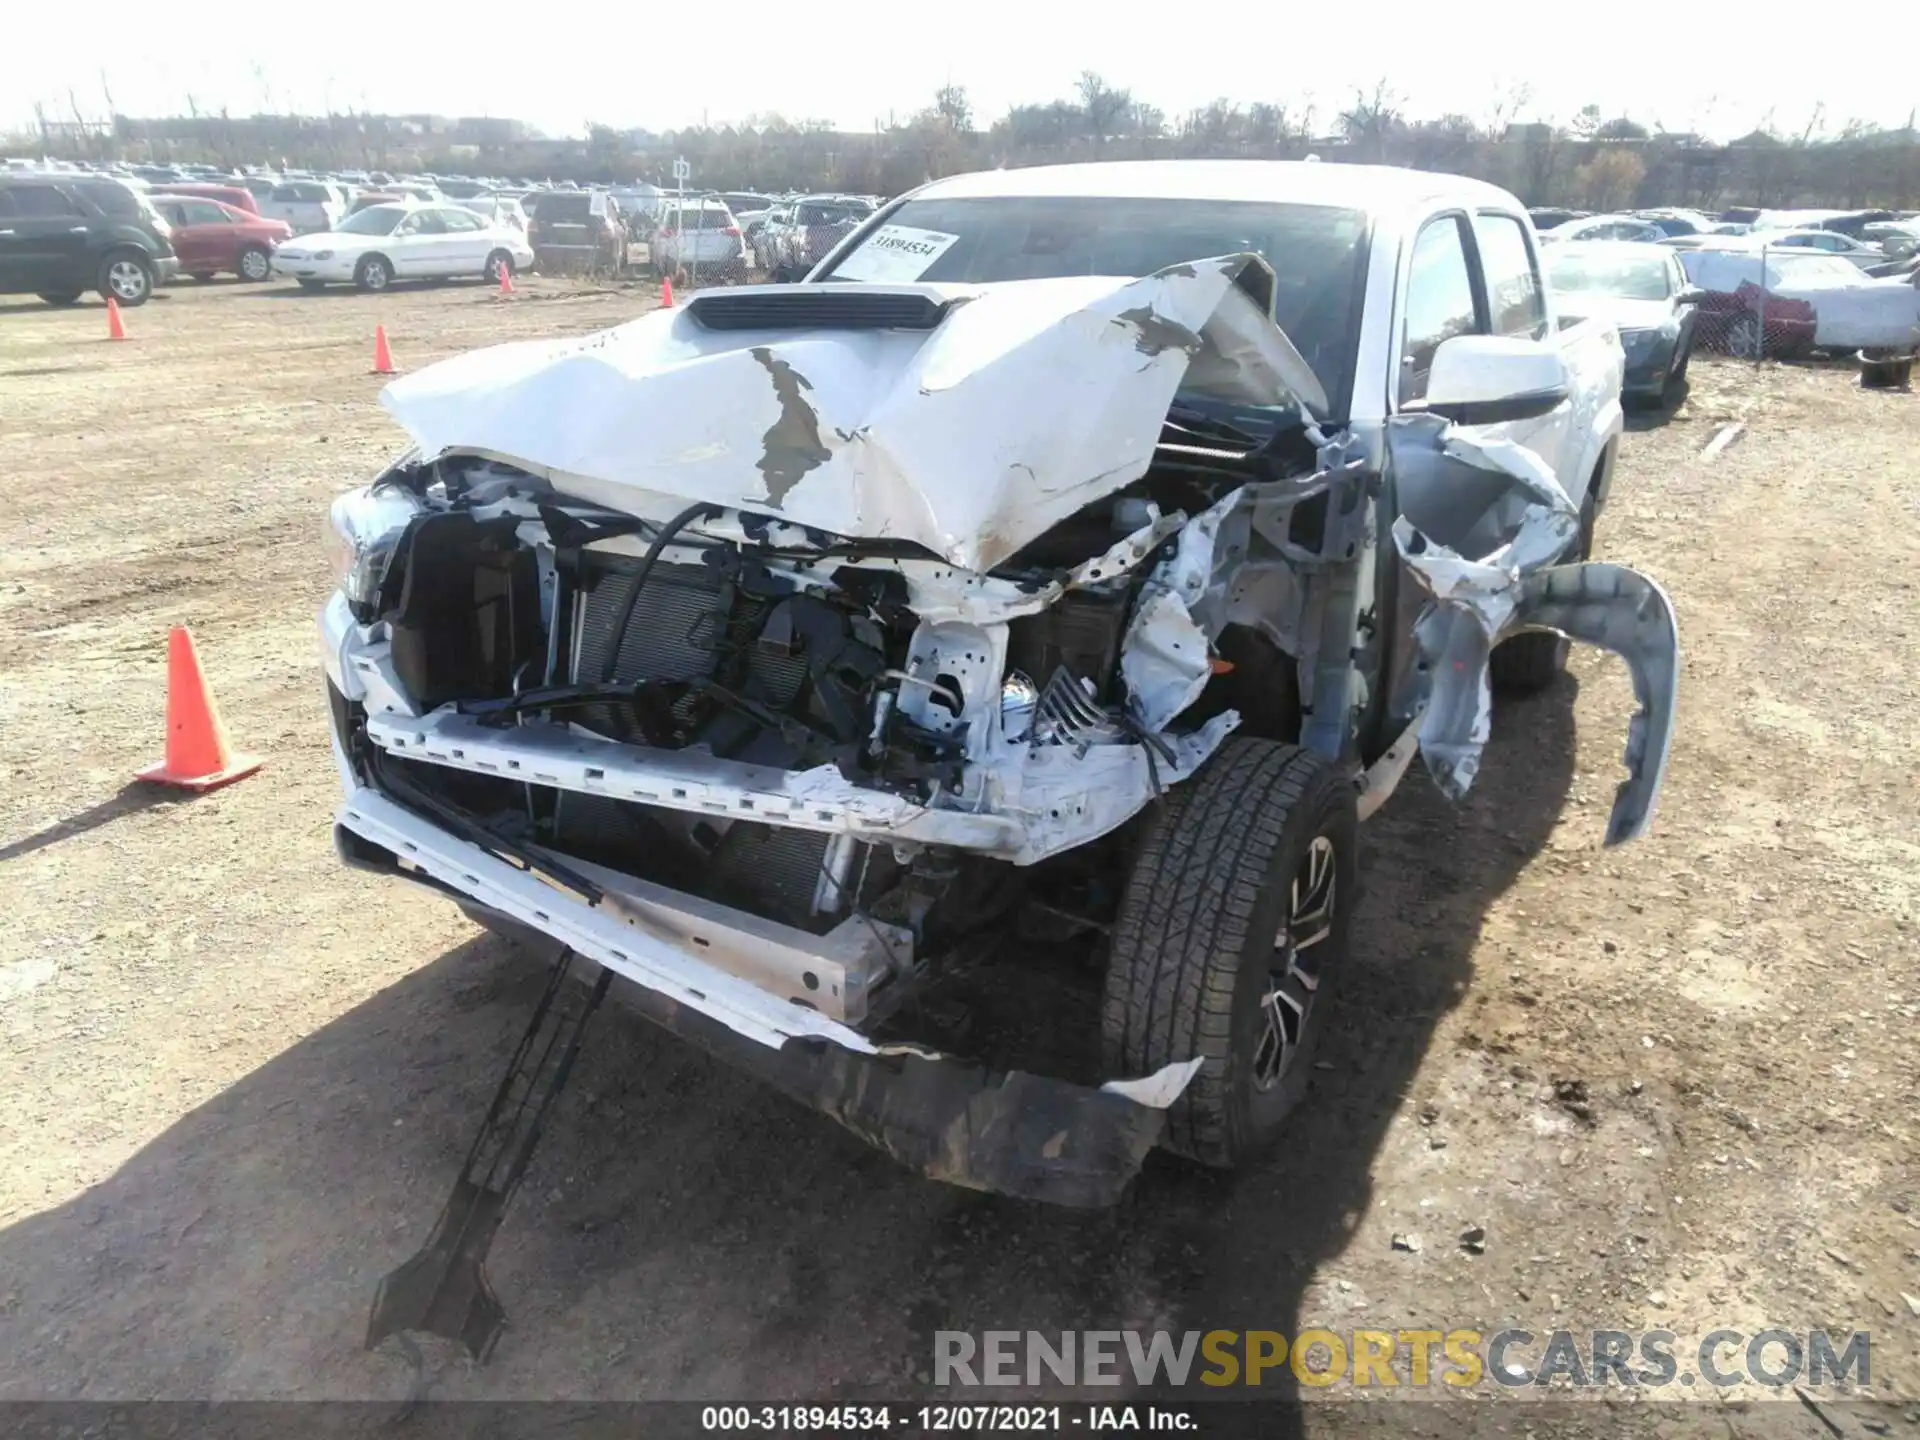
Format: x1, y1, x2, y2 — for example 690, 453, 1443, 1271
108, 260, 148, 301
1252, 834, 1337, 1090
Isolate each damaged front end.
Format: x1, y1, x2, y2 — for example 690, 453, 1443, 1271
323, 255, 1677, 1218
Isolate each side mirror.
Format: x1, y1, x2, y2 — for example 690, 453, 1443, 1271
1676, 286, 1708, 306
1419, 334, 1570, 425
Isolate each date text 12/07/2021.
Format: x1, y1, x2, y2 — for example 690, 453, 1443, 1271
699, 1404, 1200, 1432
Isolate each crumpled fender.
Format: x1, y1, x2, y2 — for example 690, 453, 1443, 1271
1507, 563, 1678, 845
1390, 417, 1679, 846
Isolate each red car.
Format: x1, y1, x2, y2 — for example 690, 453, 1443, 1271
149, 196, 292, 282
149, 182, 260, 216
1693, 281, 1818, 358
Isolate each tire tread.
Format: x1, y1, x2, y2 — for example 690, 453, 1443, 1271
1103, 738, 1339, 1167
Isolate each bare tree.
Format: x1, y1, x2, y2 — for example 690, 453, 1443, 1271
932, 83, 972, 134
1077, 71, 1132, 147
1482, 81, 1532, 140
1338, 80, 1403, 159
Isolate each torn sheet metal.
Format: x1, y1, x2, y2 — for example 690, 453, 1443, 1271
1388, 415, 1678, 845
1118, 487, 1237, 732
379, 255, 1304, 574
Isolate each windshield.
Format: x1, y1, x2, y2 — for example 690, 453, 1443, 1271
818, 194, 1371, 416
1547, 249, 1671, 301
336, 205, 409, 235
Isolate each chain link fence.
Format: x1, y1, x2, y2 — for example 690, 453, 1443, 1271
1680, 244, 1816, 361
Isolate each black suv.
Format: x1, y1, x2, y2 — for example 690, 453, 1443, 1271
0, 174, 180, 307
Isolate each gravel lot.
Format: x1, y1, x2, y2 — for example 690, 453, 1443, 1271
1, 278, 1915, 1425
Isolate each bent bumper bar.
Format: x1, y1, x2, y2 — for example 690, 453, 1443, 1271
334, 784, 1201, 1204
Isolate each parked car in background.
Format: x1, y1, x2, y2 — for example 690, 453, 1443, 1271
525, 189, 627, 273
764, 194, 876, 279
1761, 230, 1886, 269
1817, 210, 1898, 239
0, 172, 179, 305
262, 179, 348, 235
1861, 222, 1920, 260
1545, 241, 1701, 407
348, 191, 414, 216
149, 195, 291, 281
714, 191, 776, 218
651, 197, 746, 278
1540, 213, 1667, 245
270, 202, 533, 292
455, 195, 530, 233
151, 182, 260, 216
609, 185, 664, 229
1678, 248, 1920, 356
750, 199, 793, 270
1633, 209, 1715, 237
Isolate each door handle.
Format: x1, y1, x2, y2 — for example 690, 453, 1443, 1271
69, 226, 89, 233
0, 228, 15, 237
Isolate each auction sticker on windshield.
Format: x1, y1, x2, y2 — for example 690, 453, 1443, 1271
834, 224, 960, 282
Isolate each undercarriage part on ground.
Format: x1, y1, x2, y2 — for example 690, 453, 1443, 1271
366, 948, 608, 1363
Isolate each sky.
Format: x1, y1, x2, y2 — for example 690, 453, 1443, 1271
6, 1, 1918, 145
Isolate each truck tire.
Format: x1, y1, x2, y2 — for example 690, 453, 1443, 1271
1103, 738, 1357, 1169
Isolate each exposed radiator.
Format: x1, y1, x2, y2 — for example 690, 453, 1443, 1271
556, 549, 831, 929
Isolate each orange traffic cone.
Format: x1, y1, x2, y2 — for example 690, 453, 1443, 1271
660, 277, 674, 308
106, 298, 127, 341
371, 325, 395, 374
136, 625, 263, 792
497, 264, 514, 296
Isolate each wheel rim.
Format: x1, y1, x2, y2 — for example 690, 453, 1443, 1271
109, 260, 146, 299
1252, 834, 1336, 1091
365, 262, 388, 290
241, 250, 268, 279
1730, 317, 1760, 358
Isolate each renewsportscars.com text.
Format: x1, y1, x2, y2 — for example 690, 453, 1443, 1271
935, 1328, 1870, 1390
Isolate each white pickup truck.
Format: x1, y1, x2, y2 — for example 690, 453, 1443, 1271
321, 161, 1673, 1221
259, 178, 347, 235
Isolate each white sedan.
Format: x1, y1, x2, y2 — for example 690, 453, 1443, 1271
1757, 230, 1886, 270
271, 202, 535, 292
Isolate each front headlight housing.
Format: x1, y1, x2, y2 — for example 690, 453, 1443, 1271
326, 484, 422, 613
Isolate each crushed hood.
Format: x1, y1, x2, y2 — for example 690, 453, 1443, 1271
380, 255, 1320, 573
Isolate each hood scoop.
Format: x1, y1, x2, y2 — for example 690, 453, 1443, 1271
685, 288, 952, 331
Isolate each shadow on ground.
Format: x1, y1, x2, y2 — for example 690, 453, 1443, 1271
0, 783, 186, 864
0, 680, 1578, 1410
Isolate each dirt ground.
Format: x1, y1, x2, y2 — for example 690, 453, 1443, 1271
1, 278, 1916, 1428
